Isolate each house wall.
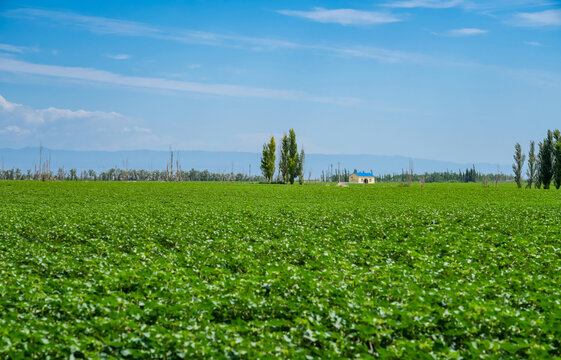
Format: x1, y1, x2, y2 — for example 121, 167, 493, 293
349, 175, 376, 183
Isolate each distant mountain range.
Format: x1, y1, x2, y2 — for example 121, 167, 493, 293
0, 147, 510, 177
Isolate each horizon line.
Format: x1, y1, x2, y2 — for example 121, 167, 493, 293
0, 146, 510, 166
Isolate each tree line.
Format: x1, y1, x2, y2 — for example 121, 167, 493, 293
512, 129, 561, 189
379, 169, 512, 183
260, 129, 305, 184
0, 164, 514, 184
312, 167, 511, 183
0, 167, 264, 182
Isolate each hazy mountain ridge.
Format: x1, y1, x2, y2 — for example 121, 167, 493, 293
0, 148, 510, 177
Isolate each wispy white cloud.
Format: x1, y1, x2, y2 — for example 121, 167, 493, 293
383, 0, 554, 12
0, 44, 25, 54
0, 94, 124, 124
0, 94, 21, 111
3, 8, 302, 51
0, 43, 39, 54
435, 28, 488, 36
383, 0, 463, 9
523, 41, 542, 46
106, 54, 132, 60
0, 94, 163, 150
1, 7, 557, 91
0, 58, 359, 106
123, 126, 152, 133
5, 8, 162, 36
0, 93, 125, 130
0, 125, 31, 135
0, 8, 432, 64
466, 1, 555, 11
277, 7, 401, 25
450, 28, 488, 35
498, 66, 561, 88
321, 45, 431, 63
511, 9, 561, 27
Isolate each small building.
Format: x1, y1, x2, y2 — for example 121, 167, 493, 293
349, 172, 376, 184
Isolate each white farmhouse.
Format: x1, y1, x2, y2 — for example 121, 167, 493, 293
349, 172, 375, 184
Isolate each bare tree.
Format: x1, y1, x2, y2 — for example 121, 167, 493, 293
169, 146, 174, 182
407, 160, 414, 187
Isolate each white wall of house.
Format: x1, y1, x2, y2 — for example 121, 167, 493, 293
349, 174, 375, 183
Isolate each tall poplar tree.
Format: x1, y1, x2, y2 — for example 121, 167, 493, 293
286, 129, 300, 185
297, 149, 305, 185
535, 158, 542, 189
260, 136, 276, 182
512, 143, 525, 188
554, 129, 561, 190
538, 130, 554, 189
526, 141, 536, 189
279, 134, 289, 183
277, 129, 304, 184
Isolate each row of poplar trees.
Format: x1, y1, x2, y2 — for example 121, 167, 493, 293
260, 129, 305, 184
512, 129, 561, 189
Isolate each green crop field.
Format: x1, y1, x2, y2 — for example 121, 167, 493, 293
1, 181, 561, 359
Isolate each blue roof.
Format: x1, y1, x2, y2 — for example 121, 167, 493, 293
353, 172, 374, 177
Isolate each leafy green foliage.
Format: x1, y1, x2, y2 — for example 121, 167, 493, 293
279, 129, 303, 185
526, 141, 536, 189
260, 136, 276, 182
286, 129, 299, 185
554, 130, 561, 190
1, 182, 561, 358
298, 149, 305, 185
512, 143, 525, 188
538, 130, 555, 189
279, 135, 289, 183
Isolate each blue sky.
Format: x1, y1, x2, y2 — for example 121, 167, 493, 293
0, 0, 560, 163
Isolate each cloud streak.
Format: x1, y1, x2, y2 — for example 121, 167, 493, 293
0, 125, 31, 135
106, 54, 132, 60
435, 28, 488, 36
0, 8, 437, 64
123, 126, 152, 133
1, 7, 557, 91
320, 45, 431, 64
449, 28, 488, 35
383, 0, 463, 9
0, 43, 39, 54
383, 0, 553, 11
0, 58, 359, 105
0, 94, 125, 124
0, 94, 166, 150
3, 8, 302, 51
277, 7, 401, 25
511, 9, 561, 27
